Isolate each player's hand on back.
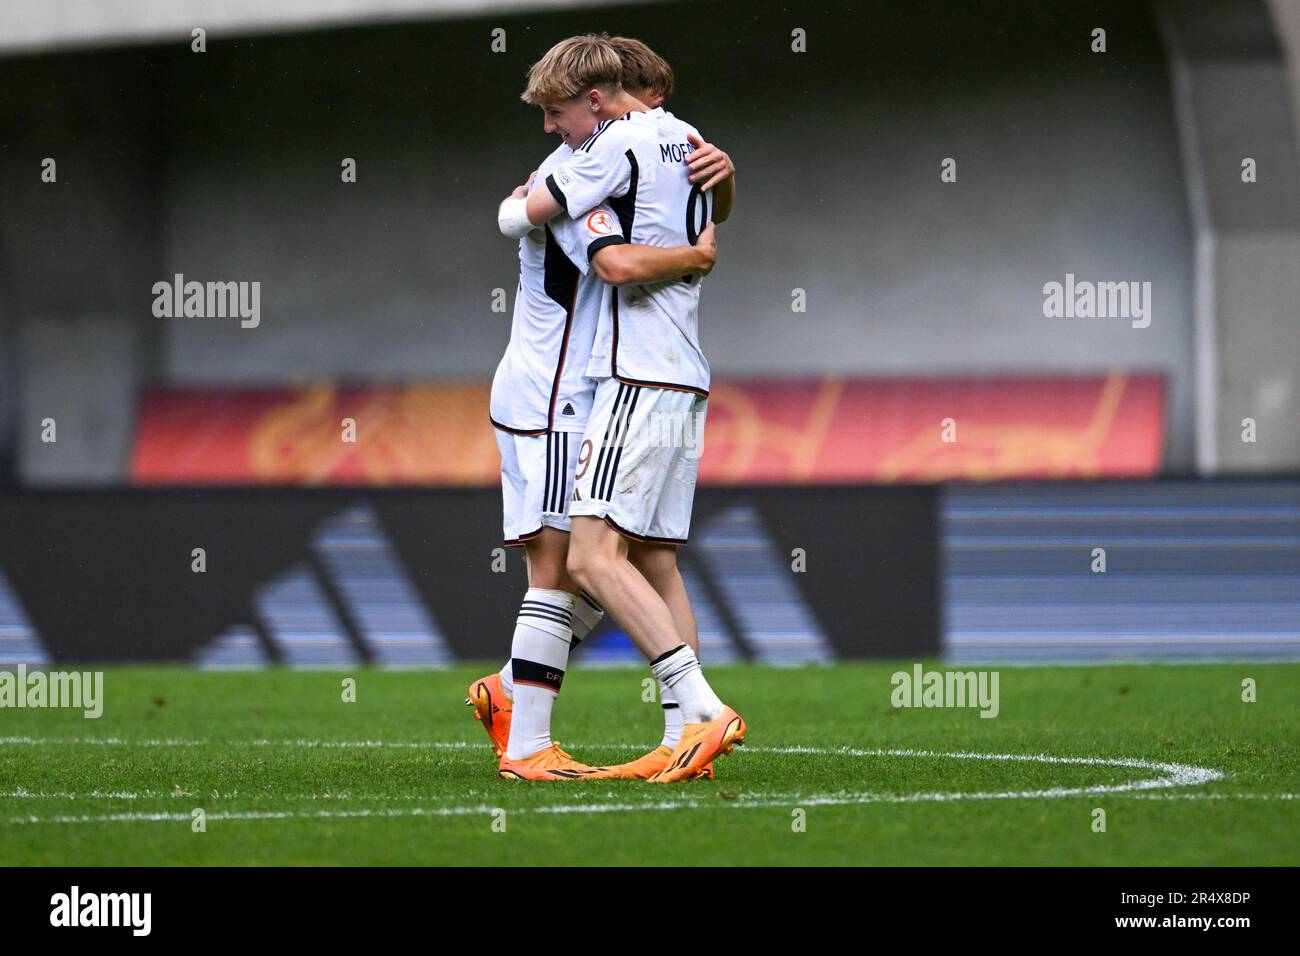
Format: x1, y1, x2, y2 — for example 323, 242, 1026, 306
693, 222, 717, 276
510, 170, 538, 200
685, 134, 734, 192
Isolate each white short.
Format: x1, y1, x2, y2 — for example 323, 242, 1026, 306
570, 379, 707, 545
496, 429, 582, 546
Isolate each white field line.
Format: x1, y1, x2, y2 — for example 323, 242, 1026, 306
11, 789, 1295, 827
0, 739, 1243, 825
1122, 793, 1296, 801
5, 789, 1291, 804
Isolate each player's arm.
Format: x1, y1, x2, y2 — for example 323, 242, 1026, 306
524, 184, 564, 228
498, 174, 577, 236
685, 134, 736, 223
497, 171, 546, 237
592, 223, 717, 286
501, 147, 629, 237
712, 178, 735, 224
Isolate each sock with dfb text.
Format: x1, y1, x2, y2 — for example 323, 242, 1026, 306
505, 588, 575, 760
500, 590, 602, 695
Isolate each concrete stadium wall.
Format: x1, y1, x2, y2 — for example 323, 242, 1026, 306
0, 0, 1250, 481
1160, 0, 1300, 474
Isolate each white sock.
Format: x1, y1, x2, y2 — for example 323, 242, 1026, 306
570, 591, 605, 647
659, 681, 684, 749
505, 588, 575, 759
502, 591, 601, 695
649, 644, 723, 724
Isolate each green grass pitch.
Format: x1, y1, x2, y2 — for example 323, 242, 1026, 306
1, 663, 1297, 865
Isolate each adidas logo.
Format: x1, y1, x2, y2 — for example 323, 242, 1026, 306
561, 403, 576, 416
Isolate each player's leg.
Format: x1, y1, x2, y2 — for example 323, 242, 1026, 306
569, 589, 606, 654
568, 382, 744, 781
466, 427, 537, 757
469, 435, 606, 743
631, 395, 709, 755
503, 526, 578, 761
470, 430, 608, 779
628, 541, 697, 752
567, 517, 685, 661
629, 542, 699, 654
596, 540, 712, 779
629, 392, 742, 783
497, 559, 603, 704
568, 525, 741, 784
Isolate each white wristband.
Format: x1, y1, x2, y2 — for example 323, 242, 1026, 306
498, 196, 535, 238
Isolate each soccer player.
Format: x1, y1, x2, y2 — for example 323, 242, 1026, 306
468, 41, 721, 781
497, 35, 746, 783
571, 36, 735, 779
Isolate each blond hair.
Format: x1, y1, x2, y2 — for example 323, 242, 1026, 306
609, 37, 673, 103
522, 34, 623, 106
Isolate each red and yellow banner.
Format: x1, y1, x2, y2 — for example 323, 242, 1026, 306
131, 373, 1164, 485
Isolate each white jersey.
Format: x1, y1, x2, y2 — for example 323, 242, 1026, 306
544, 108, 712, 396
489, 145, 625, 434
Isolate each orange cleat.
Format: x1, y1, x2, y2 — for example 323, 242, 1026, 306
601, 744, 715, 780
649, 706, 745, 783
498, 743, 613, 781
466, 673, 512, 758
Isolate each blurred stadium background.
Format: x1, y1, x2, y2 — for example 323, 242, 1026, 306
0, 0, 1296, 671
